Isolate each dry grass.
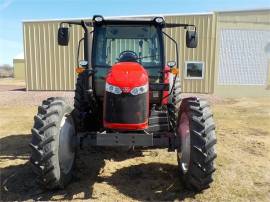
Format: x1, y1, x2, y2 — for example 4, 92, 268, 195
0, 69, 13, 78
0, 78, 25, 86
0, 98, 270, 201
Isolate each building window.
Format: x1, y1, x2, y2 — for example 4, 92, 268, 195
185, 61, 205, 79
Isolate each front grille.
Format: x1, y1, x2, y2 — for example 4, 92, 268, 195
104, 92, 148, 124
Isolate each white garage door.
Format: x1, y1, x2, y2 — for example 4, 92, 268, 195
218, 29, 270, 85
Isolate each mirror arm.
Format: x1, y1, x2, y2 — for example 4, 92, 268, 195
77, 37, 85, 67
59, 20, 93, 70
80, 20, 88, 33
162, 31, 179, 68
60, 20, 93, 28
165, 23, 197, 36
165, 23, 196, 29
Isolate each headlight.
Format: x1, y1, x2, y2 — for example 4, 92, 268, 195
130, 84, 148, 95
105, 83, 122, 94
154, 17, 164, 23
94, 16, 103, 22
154, 17, 164, 24
93, 15, 104, 23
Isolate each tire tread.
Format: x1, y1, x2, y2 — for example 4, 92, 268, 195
177, 98, 217, 191
29, 97, 74, 189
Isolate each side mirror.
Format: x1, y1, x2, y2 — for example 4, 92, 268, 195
58, 27, 69, 46
186, 30, 198, 48
167, 61, 176, 68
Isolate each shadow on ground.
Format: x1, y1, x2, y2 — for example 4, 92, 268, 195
103, 163, 196, 201
10, 87, 26, 91
0, 134, 30, 160
0, 134, 196, 201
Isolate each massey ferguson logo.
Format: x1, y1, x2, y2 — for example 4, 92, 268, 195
121, 87, 130, 93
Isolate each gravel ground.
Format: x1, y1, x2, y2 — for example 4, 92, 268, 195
0, 90, 74, 106
3, 79, 269, 201
0, 81, 223, 107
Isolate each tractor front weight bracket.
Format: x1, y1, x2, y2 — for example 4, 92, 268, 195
77, 132, 180, 151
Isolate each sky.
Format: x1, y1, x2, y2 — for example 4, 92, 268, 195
0, 0, 269, 65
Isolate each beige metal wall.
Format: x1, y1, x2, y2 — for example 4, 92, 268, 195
214, 9, 270, 97
165, 14, 216, 93
13, 59, 25, 80
23, 20, 91, 90
23, 14, 216, 92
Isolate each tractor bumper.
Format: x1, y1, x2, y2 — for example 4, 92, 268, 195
96, 133, 153, 146
78, 132, 178, 149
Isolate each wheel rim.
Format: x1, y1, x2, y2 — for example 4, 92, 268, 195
59, 114, 75, 174
178, 112, 191, 174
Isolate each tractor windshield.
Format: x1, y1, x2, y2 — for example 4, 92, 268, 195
93, 25, 162, 68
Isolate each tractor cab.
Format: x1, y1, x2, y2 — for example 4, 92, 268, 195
91, 18, 165, 130
92, 18, 164, 99
57, 16, 198, 106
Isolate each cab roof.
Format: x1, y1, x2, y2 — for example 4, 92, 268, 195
92, 15, 165, 26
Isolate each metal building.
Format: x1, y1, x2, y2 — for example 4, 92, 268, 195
22, 9, 270, 97
13, 53, 25, 80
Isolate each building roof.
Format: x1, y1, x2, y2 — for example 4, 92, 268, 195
22, 8, 269, 23
22, 12, 212, 23
14, 52, 24, 59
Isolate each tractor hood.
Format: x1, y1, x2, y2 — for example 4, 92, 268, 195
104, 61, 149, 130
106, 62, 148, 89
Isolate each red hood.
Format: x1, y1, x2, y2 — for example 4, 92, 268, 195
106, 62, 148, 88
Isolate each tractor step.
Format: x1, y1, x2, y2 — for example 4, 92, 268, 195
148, 108, 170, 132
150, 110, 167, 117
149, 116, 168, 125
147, 124, 169, 132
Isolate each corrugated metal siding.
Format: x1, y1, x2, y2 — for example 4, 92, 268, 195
23, 21, 90, 90
106, 39, 151, 66
164, 15, 216, 93
23, 15, 216, 93
13, 59, 25, 80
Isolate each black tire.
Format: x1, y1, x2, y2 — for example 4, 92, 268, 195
73, 73, 101, 132
29, 97, 76, 189
73, 73, 91, 132
168, 74, 181, 130
177, 97, 217, 191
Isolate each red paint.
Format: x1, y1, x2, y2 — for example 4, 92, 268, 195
162, 66, 170, 105
104, 62, 149, 131
106, 62, 148, 93
104, 121, 148, 130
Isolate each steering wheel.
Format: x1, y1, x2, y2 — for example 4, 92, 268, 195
118, 50, 138, 62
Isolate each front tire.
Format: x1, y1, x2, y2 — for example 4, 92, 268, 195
177, 97, 217, 191
29, 97, 76, 189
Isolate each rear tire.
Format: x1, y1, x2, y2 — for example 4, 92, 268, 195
29, 97, 76, 189
73, 73, 91, 132
168, 74, 181, 130
73, 73, 101, 132
177, 97, 217, 191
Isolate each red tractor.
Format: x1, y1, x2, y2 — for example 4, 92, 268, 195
29, 15, 217, 191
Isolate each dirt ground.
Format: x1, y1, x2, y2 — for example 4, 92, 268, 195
0, 79, 270, 201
